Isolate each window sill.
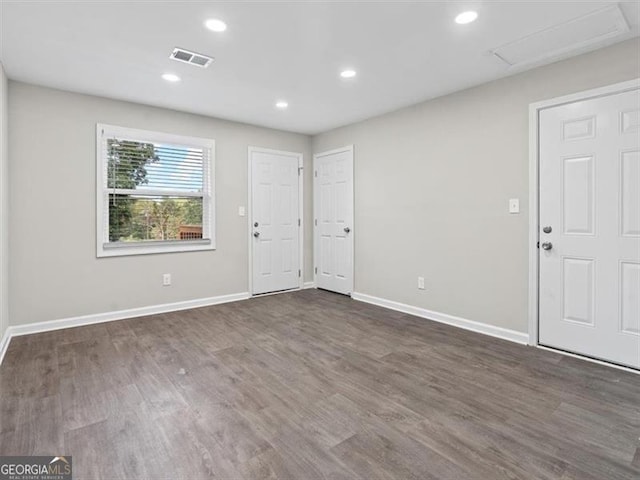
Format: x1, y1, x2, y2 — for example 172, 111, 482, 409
97, 239, 214, 258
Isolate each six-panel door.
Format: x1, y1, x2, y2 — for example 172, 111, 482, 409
251, 150, 300, 295
539, 88, 640, 369
314, 147, 354, 295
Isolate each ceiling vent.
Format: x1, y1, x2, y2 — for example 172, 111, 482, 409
170, 48, 214, 68
490, 5, 629, 69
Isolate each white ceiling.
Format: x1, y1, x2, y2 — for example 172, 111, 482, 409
1, 1, 638, 135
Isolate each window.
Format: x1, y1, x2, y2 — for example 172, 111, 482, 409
96, 124, 215, 257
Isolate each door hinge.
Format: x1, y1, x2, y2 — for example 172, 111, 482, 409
314, 219, 317, 226
314, 170, 318, 177
298, 167, 302, 176
298, 218, 301, 226
298, 269, 301, 277
537, 241, 540, 249
315, 267, 317, 274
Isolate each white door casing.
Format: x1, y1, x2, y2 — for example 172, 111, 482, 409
249, 147, 302, 295
538, 87, 640, 369
314, 146, 354, 295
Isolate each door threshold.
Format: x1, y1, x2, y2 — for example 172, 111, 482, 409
252, 287, 300, 298
537, 344, 639, 375
316, 288, 352, 297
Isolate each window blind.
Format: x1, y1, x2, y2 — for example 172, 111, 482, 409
98, 126, 213, 250
106, 140, 206, 195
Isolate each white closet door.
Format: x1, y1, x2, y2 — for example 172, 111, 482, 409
314, 146, 354, 295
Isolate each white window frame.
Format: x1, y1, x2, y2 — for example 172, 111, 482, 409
96, 123, 216, 257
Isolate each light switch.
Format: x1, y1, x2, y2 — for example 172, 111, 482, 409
238, 206, 246, 217
509, 198, 520, 214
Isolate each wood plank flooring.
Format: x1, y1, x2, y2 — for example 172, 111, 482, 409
1, 289, 638, 479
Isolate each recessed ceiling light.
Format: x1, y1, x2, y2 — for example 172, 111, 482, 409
275, 101, 289, 109
161, 73, 181, 82
340, 69, 357, 79
455, 11, 478, 24
205, 18, 227, 32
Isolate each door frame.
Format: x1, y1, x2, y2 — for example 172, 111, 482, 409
528, 78, 640, 350
247, 146, 304, 296
313, 145, 355, 294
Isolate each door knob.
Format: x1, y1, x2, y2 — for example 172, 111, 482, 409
542, 226, 552, 234
254, 222, 259, 227
344, 227, 351, 233
541, 242, 553, 251
253, 231, 260, 238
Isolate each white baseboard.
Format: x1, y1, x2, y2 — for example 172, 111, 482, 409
0, 327, 11, 365
351, 292, 529, 345
303, 281, 316, 289
0, 289, 528, 366
0, 291, 250, 365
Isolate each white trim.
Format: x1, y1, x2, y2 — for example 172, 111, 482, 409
536, 345, 639, 376
96, 123, 216, 258
97, 242, 214, 258
528, 78, 640, 349
97, 123, 216, 149
528, 100, 540, 346
352, 292, 529, 345
530, 78, 640, 113
247, 146, 304, 295
0, 327, 11, 365
313, 145, 355, 159
0, 291, 250, 365
313, 145, 355, 293
303, 281, 315, 289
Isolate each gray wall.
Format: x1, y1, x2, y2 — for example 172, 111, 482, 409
9, 83, 312, 326
312, 38, 640, 334
0, 64, 8, 339
7, 38, 640, 333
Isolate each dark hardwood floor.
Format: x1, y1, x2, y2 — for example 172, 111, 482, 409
1, 289, 638, 479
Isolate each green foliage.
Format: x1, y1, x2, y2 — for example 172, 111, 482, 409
151, 199, 182, 240
107, 140, 203, 243
107, 139, 159, 242
183, 198, 203, 225
107, 139, 158, 189
109, 196, 203, 242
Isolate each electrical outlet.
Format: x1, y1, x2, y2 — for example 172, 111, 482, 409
238, 206, 246, 217
418, 276, 425, 290
163, 273, 171, 286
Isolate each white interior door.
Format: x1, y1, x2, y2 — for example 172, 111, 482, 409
314, 146, 354, 295
250, 148, 301, 295
539, 88, 640, 369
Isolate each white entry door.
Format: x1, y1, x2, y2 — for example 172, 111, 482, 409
314, 146, 354, 295
539, 88, 640, 369
250, 148, 302, 295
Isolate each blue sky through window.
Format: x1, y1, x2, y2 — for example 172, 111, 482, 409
141, 143, 204, 194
